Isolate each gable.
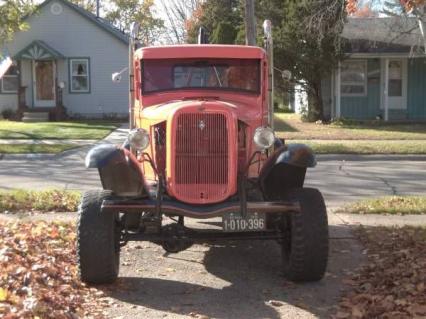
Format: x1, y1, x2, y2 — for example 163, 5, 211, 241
6, 0, 128, 58
26, 0, 128, 45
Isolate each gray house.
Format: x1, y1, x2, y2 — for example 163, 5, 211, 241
0, 0, 129, 120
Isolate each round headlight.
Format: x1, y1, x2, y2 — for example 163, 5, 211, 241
253, 126, 275, 149
128, 128, 150, 151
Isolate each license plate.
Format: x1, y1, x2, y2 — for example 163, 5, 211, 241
222, 212, 266, 232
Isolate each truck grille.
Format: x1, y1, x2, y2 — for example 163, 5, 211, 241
174, 113, 229, 203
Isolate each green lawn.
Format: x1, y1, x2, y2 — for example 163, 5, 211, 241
275, 113, 426, 140
0, 144, 78, 154
275, 113, 426, 154
0, 120, 119, 140
336, 196, 426, 215
293, 139, 426, 154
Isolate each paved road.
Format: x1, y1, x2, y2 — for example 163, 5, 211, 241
1, 129, 425, 318
1, 134, 425, 209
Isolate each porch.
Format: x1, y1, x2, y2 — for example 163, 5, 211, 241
14, 40, 67, 121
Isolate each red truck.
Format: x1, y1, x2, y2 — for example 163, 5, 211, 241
77, 26, 328, 285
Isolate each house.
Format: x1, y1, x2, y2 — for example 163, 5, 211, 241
0, 0, 129, 120
294, 17, 426, 121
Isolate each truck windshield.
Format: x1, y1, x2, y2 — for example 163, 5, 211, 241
142, 58, 260, 94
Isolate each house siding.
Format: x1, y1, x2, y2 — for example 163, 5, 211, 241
341, 59, 381, 120
407, 58, 426, 120
0, 0, 128, 117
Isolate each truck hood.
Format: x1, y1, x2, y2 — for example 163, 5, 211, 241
141, 99, 262, 125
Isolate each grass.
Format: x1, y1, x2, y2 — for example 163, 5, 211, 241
0, 189, 81, 212
0, 144, 78, 154
336, 196, 426, 215
274, 113, 426, 140
0, 120, 120, 140
292, 139, 426, 154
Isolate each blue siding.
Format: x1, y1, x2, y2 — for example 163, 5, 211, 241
407, 59, 426, 120
341, 59, 381, 120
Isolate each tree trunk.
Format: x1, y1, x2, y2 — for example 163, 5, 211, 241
308, 81, 325, 122
244, 0, 256, 45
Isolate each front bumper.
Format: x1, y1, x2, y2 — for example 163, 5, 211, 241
101, 198, 300, 218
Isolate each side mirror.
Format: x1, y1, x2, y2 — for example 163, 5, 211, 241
112, 72, 122, 83
282, 70, 292, 81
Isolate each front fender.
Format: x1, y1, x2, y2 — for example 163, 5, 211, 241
85, 144, 146, 197
259, 144, 316, 200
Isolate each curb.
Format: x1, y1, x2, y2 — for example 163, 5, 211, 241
317, 154, 426, 162
336, 212, 426, 227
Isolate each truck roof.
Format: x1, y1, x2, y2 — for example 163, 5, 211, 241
135, 44, 266, 60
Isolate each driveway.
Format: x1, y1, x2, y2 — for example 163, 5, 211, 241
1, 127, 425, 318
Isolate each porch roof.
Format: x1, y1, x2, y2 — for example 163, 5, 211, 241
14, 40, 65, 60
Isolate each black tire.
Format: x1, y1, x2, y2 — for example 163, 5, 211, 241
77, 190, 120, 284
280, 188, 328, 282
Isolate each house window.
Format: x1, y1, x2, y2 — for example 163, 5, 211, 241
69, 58, 90, 93
340, 60, 367, 96
1, 63, 19, 93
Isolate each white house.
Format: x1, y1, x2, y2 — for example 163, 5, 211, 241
0, 0, 129, 120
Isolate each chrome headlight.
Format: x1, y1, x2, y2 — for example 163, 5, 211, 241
128, 128, 150, 151
253, 126, 275, 149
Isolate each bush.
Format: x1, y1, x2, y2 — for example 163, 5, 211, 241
1, 109, 15, 120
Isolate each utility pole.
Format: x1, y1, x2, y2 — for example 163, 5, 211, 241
244, 0, 256, 46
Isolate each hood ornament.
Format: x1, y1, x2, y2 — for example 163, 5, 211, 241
199, 120, 206, 130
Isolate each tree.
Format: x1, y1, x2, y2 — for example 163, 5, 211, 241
159, 0, 202, 44
211, 22, 237, 44
185, 0, 243, 44
0, 0, 35, 47
104, 0, 164, 45
184, 0, 346, 120
244, 0, 256, 45
257, 0, 346, 121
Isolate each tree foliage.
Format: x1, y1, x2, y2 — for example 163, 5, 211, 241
104, 0, 164, 45
0, 0, 35, 47
186, 0, 243, 44
185, 0, 346, 121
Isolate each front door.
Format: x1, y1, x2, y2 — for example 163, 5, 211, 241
387, 59, 407, 110
33, 60, 55, 107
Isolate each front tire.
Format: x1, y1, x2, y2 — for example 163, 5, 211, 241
77, 190, 120, 284
281, 188, 328, 282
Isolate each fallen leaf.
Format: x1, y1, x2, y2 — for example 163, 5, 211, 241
0, 288, 8, 301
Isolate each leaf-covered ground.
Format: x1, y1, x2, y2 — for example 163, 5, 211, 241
0, 190, 80, 213
335, 226, 426, 318
0, 221, 107, 318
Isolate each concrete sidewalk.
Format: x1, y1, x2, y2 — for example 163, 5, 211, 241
0, 139, 98, 145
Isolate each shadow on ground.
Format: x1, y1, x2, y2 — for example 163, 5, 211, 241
103, 225, 363, 319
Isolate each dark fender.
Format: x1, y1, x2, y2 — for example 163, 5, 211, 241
85, 144, 146, 197
259, 144, 316, 200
